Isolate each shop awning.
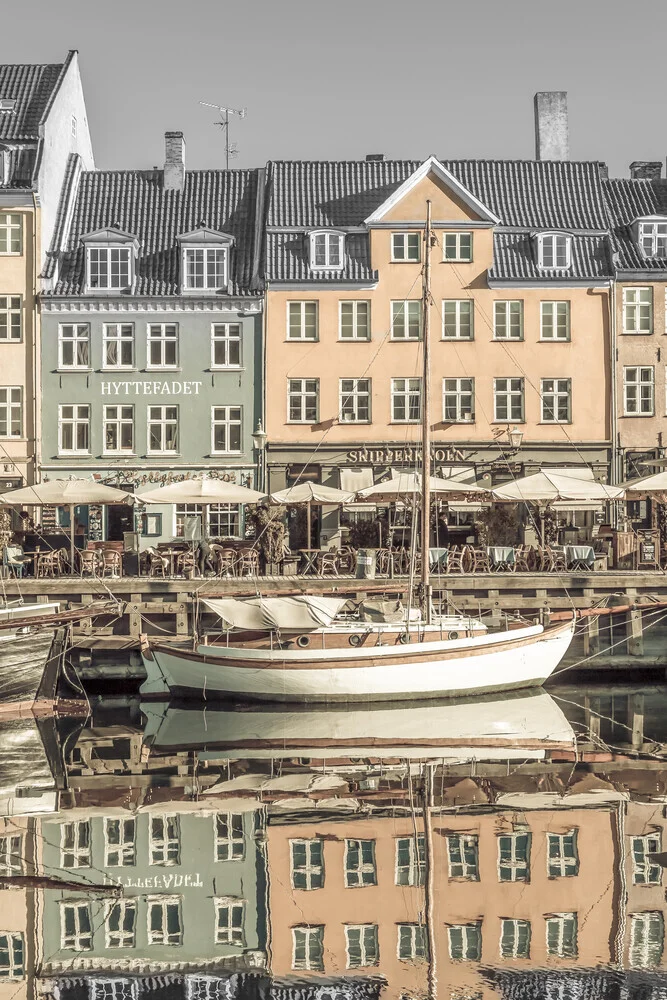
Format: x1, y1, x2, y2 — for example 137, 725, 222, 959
202, 595, 346, 631
340, 467, 374, 512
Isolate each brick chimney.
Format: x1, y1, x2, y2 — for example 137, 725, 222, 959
164, 131, 185, 191
630, 161, 662, 181
366, 153, 385, 161
534, 92, 569, 161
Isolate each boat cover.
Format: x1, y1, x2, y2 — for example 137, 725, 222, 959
202, 595, 347, 631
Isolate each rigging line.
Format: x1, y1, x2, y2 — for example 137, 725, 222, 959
550, 606, 667, 677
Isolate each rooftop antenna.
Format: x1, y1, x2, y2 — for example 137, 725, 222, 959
200, 101, 247, 170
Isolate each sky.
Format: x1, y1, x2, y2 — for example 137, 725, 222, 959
3, 0, 667, 177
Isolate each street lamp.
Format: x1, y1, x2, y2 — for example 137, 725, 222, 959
252, 419, 268, 492
508, 426, 524, 451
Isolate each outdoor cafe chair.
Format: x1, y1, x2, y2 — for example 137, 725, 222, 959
78, 549, 100, 577
100, 549, 122, 578
446, 545, 470, 574
318, 551, 339, 577
237, 549, 260, 577
35, 550, 59, 578
470, 548, 491, 574
146, 547, 168, 578
546, 546, 568, 572
337, 546, 356, 574
3, 545, 30, 578
514, 545, 533, 572
215, 548, 238, 576
177, 550, 197, 578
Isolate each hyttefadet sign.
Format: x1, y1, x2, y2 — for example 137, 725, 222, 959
101, 380, 203, 396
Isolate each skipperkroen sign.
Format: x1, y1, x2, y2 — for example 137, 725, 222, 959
101, 380, 203, 395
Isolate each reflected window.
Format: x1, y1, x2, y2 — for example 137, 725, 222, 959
61, 820, 91, 868
498, 832, 530, 882
214, 897, 245, 946
292, 925, 324, 971
105, 899, 137, 948
346, 924, 379, 968
630, 911, 664, 968
0, 933, 23, 978
89, 981, 137, 1000
547, 830, 579, 877
500, 918, 531, 959
290, 839, 324, 890
447, 834, 479, 880
0, 835, 22, 876
149, 815, 179, 866
215, 813, 245, 862
345, 839, 377, 887
60, 901, 93, 950
147, 895, 182, 945
633, 834, 662, 884
104, 818, 136, 868
395, 834, 425, 886
545, 912, 577, 958
398, 923, 427, 962
448, 922, 482, 961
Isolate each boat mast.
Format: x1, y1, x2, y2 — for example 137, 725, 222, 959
421, 201, 433, 623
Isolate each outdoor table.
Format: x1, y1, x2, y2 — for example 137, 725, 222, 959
565, 544, 595, 570
429, 548, 449, 573
487, 546, 516, 571
299, 549, 322, 575
158, 548, 183, 576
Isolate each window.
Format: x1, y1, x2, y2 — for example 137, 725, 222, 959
541, 301, 570, 341
58, 324, 90, 369
183, 247, 227, 289
501, 919, 531, 959
0, 214, 21, 254
340, 378, 371, 423
292, 925, 324, 971
0, 388, 21, 438
211, 324, 241, 367
392, 377, 421, 422
448, 922, 482, 961
624, 367, 654, 416
0, 296, 21, 340
288, 378, 319, 423
494, 378, 524, 422
345, 839, 377, 887
339, 301, 370, 340
545, 913, 577, 958
87, 247, 131, 290
290, 839, 324, 889
149, 814, 179, 866
630, 912, 664, 967
443, 232, 473, 262
391, 300, 421, 340
624, 287, 653, 334
632, 834, 662, 884
447, 834, 479, 880
541, 378, 571, 423
104, 818, 136, 867
214, 898, 245, 946
147, 896, 182, 945
215, 813, 244, 861
211, 406, 242, 454
538, 233, 571, 269
103, 324, 134, 368
287, 301, 318, 340
105, 899, 137, 948
392, 232, 420, 261
174, 503, 241, 539
147, 324, 178, 367
442, 300, 473, 340
141, 512, 162, 537
71, 115, 77, 139
148, 406, 178, 453
0, 933, 23, 978
104, 405, 134, 453
498, 832, 530, 882
494, 301, 523, 341
398, 924, 427, 962
547, 830, 578, 877
0, 835, 22, 876
61, 902, 92, 950
443, 378, 475, 423
639, 221, 667, 257
310, 231, 344, 269
61, 820, 91, 867
346, 925, 379, 968
395, 834, 425, 886
59, 405, 90, 454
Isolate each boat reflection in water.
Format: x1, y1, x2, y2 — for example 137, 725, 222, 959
4, 686, 667, 998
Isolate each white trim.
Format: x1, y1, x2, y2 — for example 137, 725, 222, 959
104, 898, 137, 949
345, 924, 379, 969
339, 378, 371, 424
290, 838, 324, 890
58, 322, 91, 370
211, 404, 243, 455
395, 834, 425, 886
0, 294, 22, 342
146, 322, 179, 368
213, 896, 246, 946
210, 322, 242, 368
500, 918, 531, 959
536, 232, 572, 270
59, 900, 93, 951
344, 838, 377, 888
214, 811, 245, 862
146, 895, 183, 946
338, 300, 371, 341
103, 816, 136, 867
102, 403, 135, 456
148, 813, 179, 865
442, 231, 473, 262
85, 245, 133, 293
0, 212, 23, 256
546, 829, 578, 877
58, 405, 91, 456
308, 230, 345, 270
287, 377, 319, 424
494, 300, 524, 341
181, 245, 229, 292
540, 300, 571, 341
291, 925, 324, 971
391, 232, 421, 263
286, 300, 318, 341
102, 322, 135, 369
147, 404, 179, 456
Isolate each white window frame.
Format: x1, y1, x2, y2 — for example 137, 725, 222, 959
0, 296, 21, 341
103, 404, 135, 455
540, 300, 571, 341
395, 834, 425, 887
397, 923, 427, 962
104, 817, 136, 868
60, 901, 93, 950
86, 245, 132, 291
214, 897, 246, 946
391, 377, 422, 423
442, 300, 474, 340
339, 300, 370, 341
58, 323, 90, 370
623, 287, 653, 334
147, 323, 179, 369
309, 231, 344, 270
447, 922, 482, 962
391, 232, 420, 262
345, 924, 379, 968
630, 911, 664, 968
0, 214, 22, 255
497, 832, 531, 882
344, 838, 377, 888
541, 378, 572, 424
494, 300, 524, 341
537, 233, 571, 269
0, 387, 22, 439
211, 323, 242, 368
391, 300, 421, 340
545, 912, 578, 958
211, 405, 242, 455
0, 835, 22, 876
624, 367, 655, 416
182, 246, 227, 290
287, 378, 319, 424
71, 115, 77, 139
443, 378, 475, 424
60, 820, 91, 867
447, 833, 479, 880
215, 812, 245, 862
58, 404, 90, 455
546, 830, 579, 877
500, 918, 531, 959
290, 838, 324, 890
443, 232, 473, 262
147, 405, 179, 455
292, 925, 324, 971
147, 895, 182, 946
632, 833, 662, 884
0, 932, 24, 978
102, 323, 134, 369
104, 898, 137, 948
339, 378, 371, 424
287, 301, 318, 341
639, 221, 667, 258
493, 378, 525, 423
149, 814, 180, 866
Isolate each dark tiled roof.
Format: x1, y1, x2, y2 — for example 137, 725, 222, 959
0, 146, 36, 188
603, 177, 667, 272
267, 159, 609, 231
489, 231, 612, 282
51, 169, 264, 296
0, 62, 63, 140
266, 231, 376, 283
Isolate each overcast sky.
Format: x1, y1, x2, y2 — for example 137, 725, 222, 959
3, 0, 666, 177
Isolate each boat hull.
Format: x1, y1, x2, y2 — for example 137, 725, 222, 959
140, 620, 575, 703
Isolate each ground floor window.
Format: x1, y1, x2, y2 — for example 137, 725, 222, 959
175, 503, 241, 539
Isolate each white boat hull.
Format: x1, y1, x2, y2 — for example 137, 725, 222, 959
140, 620, 575, 703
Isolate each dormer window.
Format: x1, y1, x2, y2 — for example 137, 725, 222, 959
81, 228, 138, 293
176, 227, 234, 293
309, 231, 344, 270
0, 100, 16, 114
537, 233, 571, 269
639, 221, 667, 258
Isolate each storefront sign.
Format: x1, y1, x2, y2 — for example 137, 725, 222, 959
101, 380, 202, 396
104, 872, 204, 889
345, 446, 467, 465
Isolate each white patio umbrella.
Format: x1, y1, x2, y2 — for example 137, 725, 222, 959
0, 479, 136, 568
268, 482, 356, 549
356, 472, 487, 502
492, 470, 624, 503
622, 470, 667, 503
139, 476, 266, 539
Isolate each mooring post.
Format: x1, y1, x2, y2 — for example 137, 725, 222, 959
129, 594, 142, 638
626, 608, 644, 656
631, 692, 645, 748
176, 593, 189, 636
583, 615, 600, 657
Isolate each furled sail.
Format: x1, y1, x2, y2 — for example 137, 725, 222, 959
202, 595, 347, 631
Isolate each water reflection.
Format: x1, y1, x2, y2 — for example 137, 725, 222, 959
2, 687, 667, 997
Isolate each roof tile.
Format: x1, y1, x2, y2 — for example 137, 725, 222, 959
0, 63, 63, 141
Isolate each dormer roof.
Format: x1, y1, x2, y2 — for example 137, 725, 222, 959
175, 226, 235, 245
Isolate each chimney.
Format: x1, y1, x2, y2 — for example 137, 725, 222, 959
164, 131, 185, 191
534, 92, 569, 161
366, 153, 385, 161
630, 161, 662, 181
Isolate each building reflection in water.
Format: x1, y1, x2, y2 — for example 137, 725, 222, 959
0, 687, 667, 997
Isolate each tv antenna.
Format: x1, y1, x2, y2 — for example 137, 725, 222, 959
200, 101, 247, 170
